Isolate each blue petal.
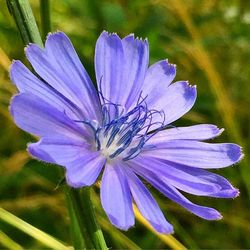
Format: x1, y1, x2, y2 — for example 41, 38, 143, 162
121, 34, 149, 110
28, 138, 104, 187
65, 152, 106, 188
129, 162, 222, 220
28, 137, 91, 164
131, 156, 239, 198
10, 93, 89, 140
95, 31, 149, 113
10, 60, 84, 121
149, 124, 224, 143
25, 32, 101, 122
142, 59, 176, 102
143, 140, 243, 168
144, 81, 197, 131
131, 156, 221, 195
95, 31, 125, 111
101, 163, 134, 230
176, 165, 240, 198
124, 167, 174, 233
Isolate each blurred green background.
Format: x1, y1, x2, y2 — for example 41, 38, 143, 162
0, 0, 250, 249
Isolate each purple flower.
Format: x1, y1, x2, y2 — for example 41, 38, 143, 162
10, 31, 243, 234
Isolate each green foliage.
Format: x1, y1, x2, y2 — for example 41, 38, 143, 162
0, 0, 249, 248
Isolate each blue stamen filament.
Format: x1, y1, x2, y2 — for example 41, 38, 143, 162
74, 94, 166, 161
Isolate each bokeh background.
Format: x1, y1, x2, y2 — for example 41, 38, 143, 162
0, 0, 250, 249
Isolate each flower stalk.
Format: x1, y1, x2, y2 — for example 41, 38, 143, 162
40, 0, 51, 40
6, 0, 43, 47
6, 0, 107, 249
67, 187, 107, 250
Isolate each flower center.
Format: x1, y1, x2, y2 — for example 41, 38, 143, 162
97, 104, 149, 160
97, 93, 168, 161
75, 94, 166, 161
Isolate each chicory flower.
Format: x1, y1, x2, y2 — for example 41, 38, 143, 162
10, 31, 243, 233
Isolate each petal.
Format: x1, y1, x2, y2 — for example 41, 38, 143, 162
28, 138, 104, 188
28, 138, 91, 165
101, 163, 134, 230
142, 60, 176, 102
10, 93, 89, 140
131, 156, 238, 198
94, 32, 149, 112
154, 179, 222, 220
149, 124, 224, 143
147, 81, 197, 127
95, 31, 125, 109
159, 184, 222, 220
144, 140, 243, 168
131, 156, 221, 196
65, 152, 106, 188
122, 34, 149, 110
25, 32, 101, 121
170, 163, 239, 198
124, 167, 173, 233
10, 60, 84, 120
129, 162, 222, 220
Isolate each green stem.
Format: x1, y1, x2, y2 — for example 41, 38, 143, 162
6, 0, 43, 47
67, 187, 107, 250
65, 187, 86, 249
6, 0, 107, 248
40, 0, 51, 40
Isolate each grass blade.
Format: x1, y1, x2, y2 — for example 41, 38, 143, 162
0, 207, 70, 250
0, 230, 23, 250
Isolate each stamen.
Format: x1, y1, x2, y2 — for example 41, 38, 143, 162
74, 89, 167, 161
123, 137, 146, 161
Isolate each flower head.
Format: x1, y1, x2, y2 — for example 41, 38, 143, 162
10, 31, 243, 233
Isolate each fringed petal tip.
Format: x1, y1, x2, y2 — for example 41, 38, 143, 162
217, 128, 225, 136
100, 30, 120, 39
230, 145, 244, 166
24, 43, 42, 59
9, 59, 18, 79
238, 149, 245, 163
213, 186, 240, 199
25, 31, 67, 52
169, 62, 177, 70
45, 30, 65, 39
9, 60, 32, 87
232, 188, 240, 198
204, 126, 224, 140
25, 32, 67, 51
215, 213, 223, 221
203, 209, 223, 221
180, 80, 196, 87
208, 126, 224, 139
24, 42, 43, 54
178, 80, 197, 99
9, 60, 28, 88
125, 33, 148, 43
45, 31, 73, 46
25, 32, 69, 53
101, 30, 148, 44
189, 83, 197, 89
